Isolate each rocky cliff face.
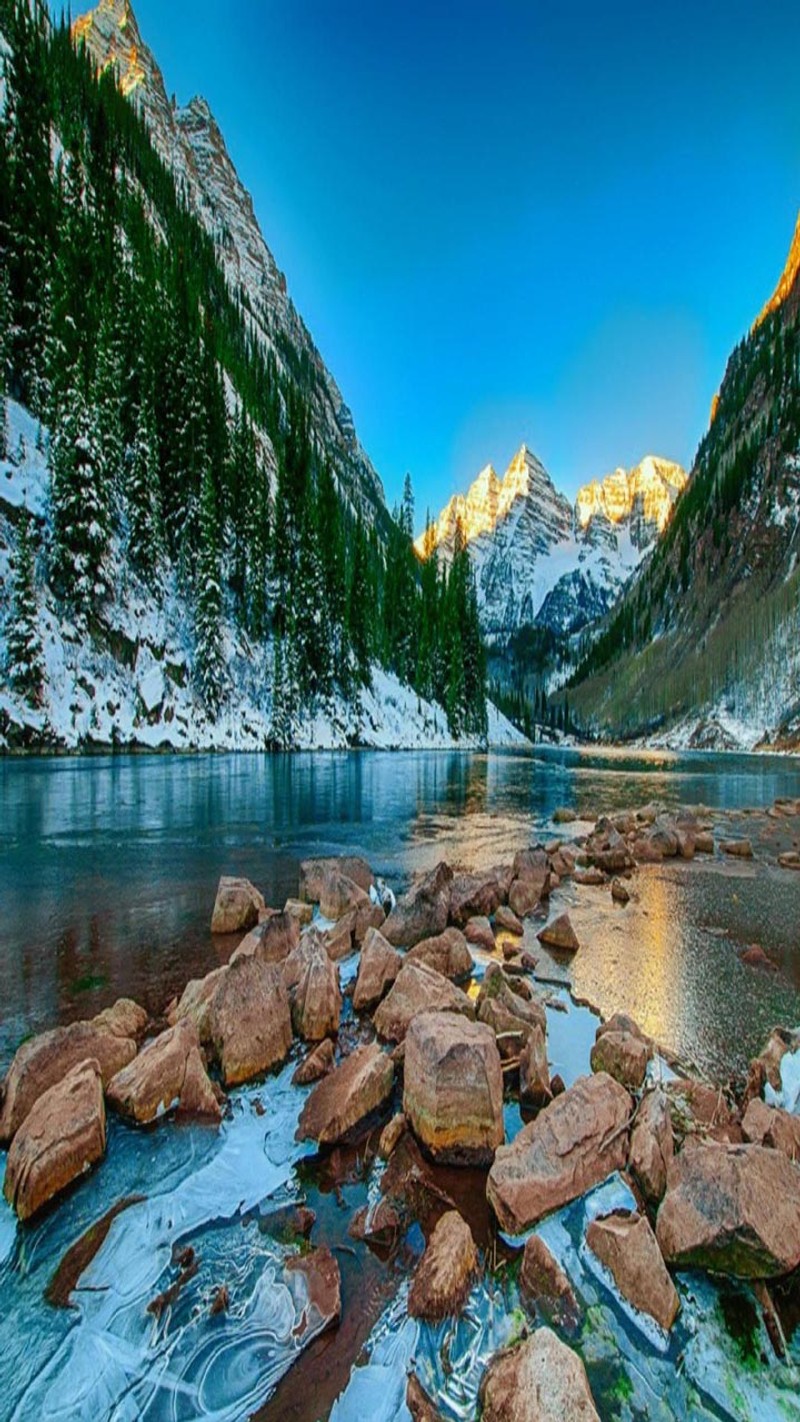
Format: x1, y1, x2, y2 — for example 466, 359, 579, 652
73, 0, 386, 527
419, 447, 686, 642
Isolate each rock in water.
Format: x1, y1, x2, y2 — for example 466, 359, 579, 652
91, 999, 149, 1041
479, 1327, 600, 1421
0, 1021, 137, 1144
373, 961, 474, 1042
406, 927, 473, 979
209, 956, 293, 1086
656, 1140, 800, 1277
408, 1209, 479, 1319
283, 1246, 341, 1333
232, 910, 300, 964
449, 869, 509, 926
319, 869, 371, 922
720, 839, 753, 859
519, 1022, 551, 1107
106, 1018, 220, 1124
406, 1374, 445, 1422
404, 1011, 504, 1165
495, 904, 524, 936
289, 936, 341, 1041
629, 1088, 673, 1204
297, 1044, 394, 1145
587, 1211, 680, 1331
175, 966, 228, 1044
464, 917, 496, 953
536, 913, 579, 953
487, 1073, 632, 1232
742, 1098, 800, 1160
352, 927, 402, 1012
299, 856, 374, 903
4, 1059, 106, 1221
210, 875, 265, 934
292, 1039, 335, 1086
519, 1235, 581, 1332
590, 1029, 650, 1090
383, 862, 453, 948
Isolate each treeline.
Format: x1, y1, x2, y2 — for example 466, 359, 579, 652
489, 680, 577, 741
0, 0, 487, 741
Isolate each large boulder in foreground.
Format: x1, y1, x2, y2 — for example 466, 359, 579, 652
404, 1011, 504, 1165
106, 1019, 220, 1124
479, 1328, 599, 1422
297, 1044, 394, 1146
209, 956, 293, 1086
373, 961, 474, 1043
656, 1140, 800, 1278
487, 1073, 632, 1233
408, 1209, 479, 1319
629, 1087, 673, 1204
4, 1059, 106, 1221
587, 1211, 680, 1331
406, 927, 473, 980
383, 862, 453, 948
352, 927, 401, 1013
211, 875, 265, 934
0, 1021, 137, 1145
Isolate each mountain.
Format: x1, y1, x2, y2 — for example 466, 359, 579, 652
72, 0, 386, 528
419, 445, 686, 642
570, 211, 800, 750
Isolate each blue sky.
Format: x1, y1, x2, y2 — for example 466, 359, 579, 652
60, 1, 800, 518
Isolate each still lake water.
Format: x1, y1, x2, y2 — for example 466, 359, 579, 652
2, 745, 800, 1074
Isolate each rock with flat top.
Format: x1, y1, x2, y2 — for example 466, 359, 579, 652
373, 961, 474, 1042
211, 875, 265, 934
107, 1019, 220, 1124
404, 1011, 504, 1165
588, 1211, 679, 1330
297, 1044, 394, 1145
383, 863, 453, 948
408, 1209, 479, 1319
4, 1059, 106, 1221
407, 926, 473, 980
479, 1328, 600, 1422
209, 956, 293, 1086
0, 1021, 136, 1145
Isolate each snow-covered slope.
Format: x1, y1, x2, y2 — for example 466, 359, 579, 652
73, 0, 386, 528
419, 447, 687, 641
0, 401, 526, 752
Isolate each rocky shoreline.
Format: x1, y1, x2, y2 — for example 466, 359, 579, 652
2, 798, 800, 1418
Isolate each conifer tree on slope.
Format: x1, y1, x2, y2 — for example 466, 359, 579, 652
50, 378, 110, 621
7, 508, 45, 706
126, 378, 163, 576
194, 462, 226, 717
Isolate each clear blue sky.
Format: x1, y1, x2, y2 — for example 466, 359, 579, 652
59, 1, 800, 518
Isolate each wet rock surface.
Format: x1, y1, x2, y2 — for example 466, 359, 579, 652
0, 1021, 137, 1144
373, 960, 474, 1042
479, 1327, 600, 1421
519, 1234, 581, 1332
211, 875, 265, 934
297, 1043, 394, 1145
404, 1011, 504, 1165
407, 1209, 479, 1320
587, 1210, 680, 1331
4, 1059, 106, 1221
209, 956, 293, 1086
106, 1018, 220, 1125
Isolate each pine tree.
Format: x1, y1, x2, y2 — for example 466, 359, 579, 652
7, 508, 45, 706
127, 383, 163, 575
194, 462, 225, 717
51, 378, 110, 620
0, 265, 10, 459
270, 623, 300, 749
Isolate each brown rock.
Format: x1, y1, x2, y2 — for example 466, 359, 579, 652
336, 900, 386, 947
106, 1019, 220, 1125
588, 1210, 679, 1330
656, 1140, 800, 1277
574, 867, 607, 885
211, 875, 265, 934
404, 1011, 504, 1165
232, 910, 300, 964
495, 904, 524, 935
464, 916, 495, 954
378, 1112, 407, 1158
666, 1078, 734, 1141
742, 1098, 800, 1161
519, 1235, 580, 1332
778, 851, 800, 870
610, 878, 630, 904
175, 966, 228, 1044
480, 1328, 600, 1422
353, 927, 402, 1012
289, 936, 342, 1041
297, 1043, 394, 1145
209, 956, 293, 1086
407, 926, 473, 980
585, 824, 633, 874
508, 854, 551, 918
406, 1374, 445, 1422
210, 1284, 230, 1316
629, 1088, 674, 1204
520, 1022, 551, 1107
740, 944, 777, 972
284, 898, 314, 927
349, 1199, 402, 1248
631, 837, 663, 864
283, 1246, 341, 1333
590, 1030, 650, 1090
0, 1022, 136, 1144
720, 838, 753, 859
292, 1038, 336, 1086
553, 807, 577, 824
745, 1028, 799, 1102
449, 869, 509, 926
408, 1209, 479, 1319
373, 961, 474, 1043
4, 1059, 106, 1221
92, 999, 148, 1041
596, 1012, 650, 1044
537, 913, 579, 954
487, 1073, 632, 1233
383, 862, 453, 948
694, 831, 715, 854
319, 869, 371, 922
299, 856, 374, 902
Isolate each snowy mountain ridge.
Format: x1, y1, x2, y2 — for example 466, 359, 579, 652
419, 445, 687, 641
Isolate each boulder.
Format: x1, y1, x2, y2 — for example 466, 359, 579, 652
335, 900, 386, 947
629, 1088, 673, 1204
378, 1112, 407, 1158
373, 961, 474, 1043
553, 807, 577, 824
588, 1211, 679, 1330
742, 1098, 800, 1160
778, 851, 800, 870
299, 856, 374, 902
666, 1078, 734, 1142
656, 1140, 800, 1277
292, 1038, 335, 1086
106, 1019, 220, 1124
574, 867, 607, 885
537, 913, 579, 954
211, 875, 265, 934
720, 838, 753, 859
352, 927, 402, 1012
297, 1044, 394, 1145
0, 1021, 137, 1144
596, 1012, 650, 1044
479, 1328, 599, 1422
610, 878, 630, 905
289, 936, 341, 1041
464, 916, 495, 954
520, 1022, 551, 1107
590, 1030, 650, 1090
4, 1059, 106, 1221
406, 926, 473, 980
232, 910, 300, 964
209, 956, 293, 1086
283, 1245, 341, 1332
404, 1011, 504, 1165
175, 966, 228, 1044
694, 831, 715, 854
408, 1209, 479, 1319
487, 1073, 632, 1233
449, 868, 510, 926
495, 904, 524, 936
92, 999, 148, 1041
745, 1027, 800, 1103
519, 1235, 580, 1332
406, 1375, 445, 1422
383, 862, 453, 948
349, 1198, 402, 1248
319, 868, 371, 922
508, 854, 550, 918
477, 964, 546, 1056
284, 898, 314, 927
585, 824, 633, 874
